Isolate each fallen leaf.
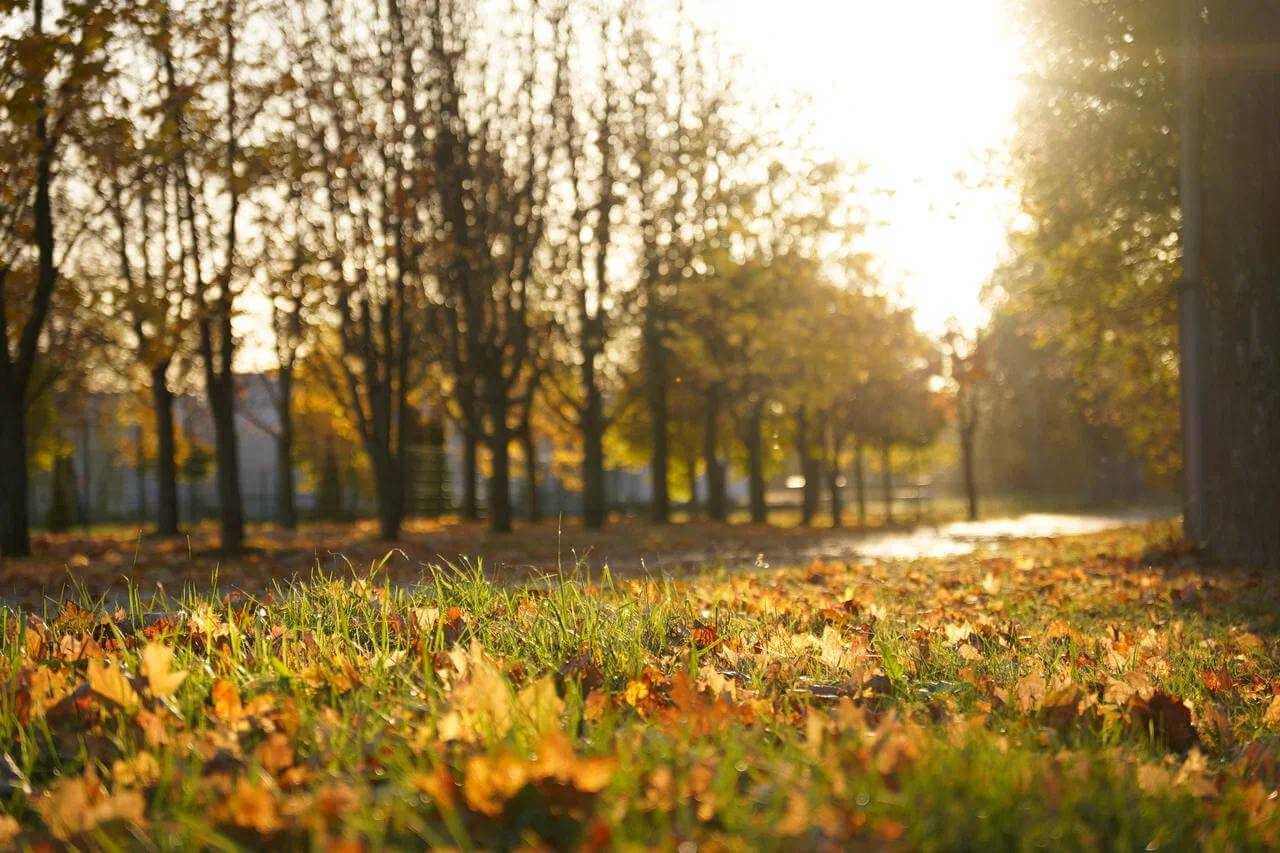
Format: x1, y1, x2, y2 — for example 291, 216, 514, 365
140, 642, 188, 698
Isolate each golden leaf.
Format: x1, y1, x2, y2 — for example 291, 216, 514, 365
87, 657, 139, 709
140, 642, 188, 698
211, 679, 244, 724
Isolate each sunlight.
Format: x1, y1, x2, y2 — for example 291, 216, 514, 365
703, 0, 1024, 332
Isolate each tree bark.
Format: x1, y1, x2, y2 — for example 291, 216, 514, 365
745, 401, 767, 524
1198, 1, 1280, 570
520, 419, 541, 523
150, 365, 180, 537
703, 385, 727, 522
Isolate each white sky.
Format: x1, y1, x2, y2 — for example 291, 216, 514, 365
701, 0, 1024, 334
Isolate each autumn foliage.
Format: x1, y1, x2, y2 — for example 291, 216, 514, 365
2, 523, 1280, 847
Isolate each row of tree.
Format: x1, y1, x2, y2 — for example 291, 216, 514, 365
1, 0, 948, 557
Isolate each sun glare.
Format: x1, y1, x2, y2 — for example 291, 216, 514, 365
703, 0, 1024, 333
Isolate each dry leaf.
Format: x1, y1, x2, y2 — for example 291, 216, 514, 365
140, 642, 188, 698
87, 658, 139, 710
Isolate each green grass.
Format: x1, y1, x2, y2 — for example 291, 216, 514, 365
1, 521, 1278, 849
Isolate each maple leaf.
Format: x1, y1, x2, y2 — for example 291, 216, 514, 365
87, 657, 139, 710
140, 642, 188, 698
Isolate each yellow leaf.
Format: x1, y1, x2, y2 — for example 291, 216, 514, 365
87, 658, 139, 709
463, 752, 528, 816
211, 679, 244, 724
140, 642, 187, 698
516, 675, 565, 737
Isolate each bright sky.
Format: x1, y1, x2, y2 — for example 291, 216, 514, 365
702, 0, 1024, 334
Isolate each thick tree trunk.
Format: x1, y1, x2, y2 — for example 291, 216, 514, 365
520, 420, 540, 523
0, 391, 30, 558
150, 367, 180, 537
581, 367, 607, 529
880, 443, 895, 526
1198, 1, 1280, 570
745, 401, 767, 525
461, 427, 479, 521
207, 379, 246, 553
854, 440, 867, 527
703, 385, 727, 522
276, 368, 297, 530
372, 448, 402, 540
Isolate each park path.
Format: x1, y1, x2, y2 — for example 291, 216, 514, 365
646, 509, 1173, 574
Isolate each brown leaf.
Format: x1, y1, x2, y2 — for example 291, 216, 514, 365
1127, 691, 1199, 752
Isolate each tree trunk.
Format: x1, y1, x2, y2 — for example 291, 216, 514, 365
581, 368, 607, 529
1198, 1, 1280, 570
372, 448, 402, 540
134, 423, 147, 524
1, 0, 58, 558
461, 427, 479, 521
645, 324, 670, 523
685, 449, 699, 512
487, 386, 513, 533
276, 367, 298, 530
829, 462, 843, 529
0, 390, 30, 558
854, 440, 867, 528
795, 409, 818, 527
150, 366, 180, 537
745, 401, 767, 524
960, 423, 979, 522
880, 443, 894, 526
207, 379, 246, 553
521, 420, 540, 523
703, 385, 727, 522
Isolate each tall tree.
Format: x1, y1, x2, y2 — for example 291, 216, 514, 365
1196, 0, 1280, 569
0, 0, 113, 557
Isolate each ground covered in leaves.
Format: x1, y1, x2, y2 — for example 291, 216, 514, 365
4, 521, 1280, 849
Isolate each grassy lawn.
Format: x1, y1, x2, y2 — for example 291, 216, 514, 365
3, 520, 1279, 848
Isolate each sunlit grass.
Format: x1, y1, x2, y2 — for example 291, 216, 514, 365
1, 522, 1277, 847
